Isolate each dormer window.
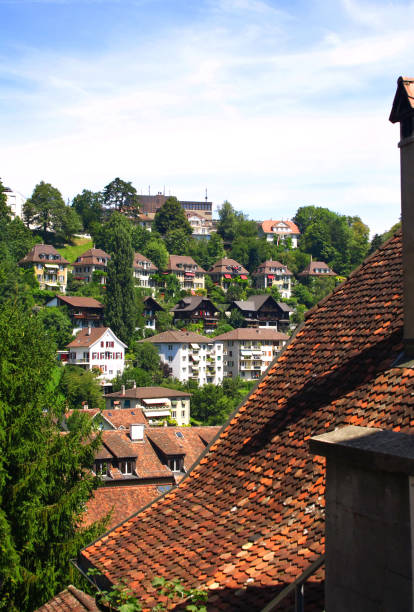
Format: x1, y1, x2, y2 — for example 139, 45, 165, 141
96, 461, 108, 476
119, 460, 133, 475
167, 456, 184, 472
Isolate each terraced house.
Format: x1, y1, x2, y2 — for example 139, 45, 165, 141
19, 244, 69, 292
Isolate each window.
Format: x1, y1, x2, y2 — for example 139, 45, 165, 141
172, 411, 176, 418
168, 356, 173, 362
119, 460, 133, 475
167, 456, 184, 472
106, 341, 114, 348
181, 410, 185, 418
168, 344, 173, 350
100, 341, 104, 347
96, 462, 108, 476
124, 399, 131, 408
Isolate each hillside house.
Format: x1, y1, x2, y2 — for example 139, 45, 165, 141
252, 260, 293, 298
259, 219, 300, 247
229, 294, 293, 331
298, 259, 336, 278
207, 257, 249, 291
72, 248, 110, 284
19, 244, 69, 293
46, 294, 104, 333
143, 295, 164, 330
166, 255, 206, 291
133, 252, 157, 289
171, 296, 219, 332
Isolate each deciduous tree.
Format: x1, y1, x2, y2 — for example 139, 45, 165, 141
102, 177, 140, 219
153, 197, 192, 236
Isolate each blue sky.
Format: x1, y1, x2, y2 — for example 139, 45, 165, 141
1, 0, 413, 236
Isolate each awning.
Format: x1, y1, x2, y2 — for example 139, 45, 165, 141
267, 275, 275, 280
144, 410, 171, 418
190, 343, 200, 349
45, 263, 59, 268
240, 274, 248, 280
241, 349, 253, 355
224, 274, 231, 279
191, 354, 200, 361
142, 398, 168, 405
185, 272, 195, 277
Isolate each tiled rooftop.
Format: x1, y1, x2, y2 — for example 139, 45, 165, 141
36, 585, 99, 611
78, 232, 411, 610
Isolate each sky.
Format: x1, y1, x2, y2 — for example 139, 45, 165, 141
1, 0, 413, 236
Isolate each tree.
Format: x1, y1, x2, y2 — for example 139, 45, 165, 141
131, 224, 153, 253
23, 181, 81, 241
144, 239, 169, 271
59, 365, 104, 410
0, 179, 11, 220
134, 342, 162, 372
36, 307, 73, 349
164, 228, 190, 255
153, 197, 192, 236
104, 213, 136, 344
102, 177, 140, 218
217, 201, 237, 243
0, 303, 105, 610
72, 190, 103, 231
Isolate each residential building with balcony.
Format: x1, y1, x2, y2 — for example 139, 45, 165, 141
259, 219, 300, 247
214, 328, 288, 381
143, 296, 164, 330
66, 327, 127, 386
104, 385, 192, 426
186, 212, 214, 239
298, 259, 336, 278
166, 255, 206, 291
171, 296, 219, 332
142, 330, 223, 386
72, 248, 111, 284
19, 244, 69, 292
229, 294, 293, 332
45, 294, 104, 334
252, 260, 293, 298
133, 252, 157, 289
207, 257, 249, 291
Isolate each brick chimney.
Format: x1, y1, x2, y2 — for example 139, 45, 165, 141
390, 76, 414, 356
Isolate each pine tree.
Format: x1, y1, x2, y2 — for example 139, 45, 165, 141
104, 212, 136, 344
0, 303, 105, 611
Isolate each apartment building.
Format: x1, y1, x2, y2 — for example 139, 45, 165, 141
72, 248, 111, 284
166, 255, 206, 291
19, 244, 69, 292
133, 252, 157, 289
252, 260, 293, 298
142, 330, 223, 386
214, 328, 288, 381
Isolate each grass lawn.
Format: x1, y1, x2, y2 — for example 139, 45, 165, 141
57, 236, 93, 263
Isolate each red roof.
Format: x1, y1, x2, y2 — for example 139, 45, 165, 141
261, 219, 300, 235
298, 260, 336, 277
73, 248, 110, 266
252, 260, 293, 276
66, 327, 127, 349
167, 255, 206, 274
36, 585, 99, 611
55, 295, 104, 309
78, 232, 409, 610
19, 244, 69, 265
208, 258, 248, 276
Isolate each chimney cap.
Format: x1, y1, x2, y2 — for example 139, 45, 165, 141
389, 76, 414, 124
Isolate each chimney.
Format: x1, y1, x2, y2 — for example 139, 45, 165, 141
87, 327, 91, 336
121, 385, 125, 396
130, 423, 144, 442
133, 380, 136, 389
390, 76, 414, 356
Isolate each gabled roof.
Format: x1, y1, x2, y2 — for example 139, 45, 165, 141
298, 260, 336, 276
231, 294, 293, 313
167, 255, 206, 274
252, 260, 293, 276
140, 330, 212, 344
19, 244, 69, 265
78, 232, 410, 610
208, 258, 249, 275
133, 251, 158, 272
261, 219, 300, 235
389, 76, 414, 123
73, 248, 110, 266
66, 327, 127, 349
105, 386, 191, 400
171, 296, 217, 313
143, 295, 164, 311
53, 295, 104, 309
214, 328, 288, 342
35, 585, 99, 611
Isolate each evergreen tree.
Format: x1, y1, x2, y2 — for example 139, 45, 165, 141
104, 212, 136, 344
153, 197, 192, 236
102, 177, 140, 219
0, 303, 105, 610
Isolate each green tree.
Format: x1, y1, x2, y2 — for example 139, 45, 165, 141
164, 228, 190, 255
59, 365, 104, 410
131, 224, 153, 253
217, 201, 237, 243
72, 190, 103, 231
134, 342, 162, 372
23, 181, 81, 241
0, 179, 11, 220
0, 303, 105, 610
144, 239, 169, 271
153, 197, 192, 236
104, 213, 136, 344
36, 307, 73, 349
103, 177, 140, 218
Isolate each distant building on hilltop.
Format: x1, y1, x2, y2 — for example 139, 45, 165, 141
138, 193, 213, 222
259, 219, 300, 247
3, 184, 25, 219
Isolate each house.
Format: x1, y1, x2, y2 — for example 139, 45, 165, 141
138, 211, 155, 231
207, 257, 249, 291
229, 294, 293, 331
3, 184, 25, 219
104, 385, 192, 426
259, 219, 300, 247
19, 244, 69, 292
141, 330, 224, 385
186, 212, 214, 239
73, 82, 414, 611
214, 327, 288, 380
252, 259, 293, 298
72, 248, 110, 284
166, 255, 206, 291
139, 193, 213, 222
171, 296, 219, 332
66, 327, 127, 386
133, 251, 157, 289
143, 295, 164, 330
45, 294, 104, 333
298, 259, 336, 278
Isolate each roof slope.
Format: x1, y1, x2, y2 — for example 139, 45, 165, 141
208, 258, 248, 275
140, 330, 212, 344
261, 220, 300, 235
105, 386, 191, 399
55, 295, 104, 309
214, 328, 288, 341
19, 244, 69, 265
79, 233, 411, 610
36, 585, 99, 611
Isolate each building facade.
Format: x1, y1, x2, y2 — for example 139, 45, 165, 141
46, 294, 104, 334
259, 220, 300, 247
133, 252, 157, 289
72, 248, 111, 284
298, 260, 336, 278
19, 244, 69, 292
207, 258, 249, 291
166, 255, 206, 291
171, 296, 219, 332
252, 260, 293, 298
229, 294, 293, 332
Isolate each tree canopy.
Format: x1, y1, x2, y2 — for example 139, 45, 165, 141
72, 189, 103, 231
102, 177, 140, 219
153, 197, 192, 236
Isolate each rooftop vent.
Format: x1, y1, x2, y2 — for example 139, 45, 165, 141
130, 423, 144, 442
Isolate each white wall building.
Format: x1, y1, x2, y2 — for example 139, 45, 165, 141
143, 330, 223, 386
66, 327, 127, 387
214, 328, 288, 381
4, 185, 25, 219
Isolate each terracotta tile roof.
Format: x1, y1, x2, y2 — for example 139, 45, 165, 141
133, 251, 158, 273
66, 327, 127, 349
55, 295, 104, 309
167, 255, 206, 274
105, 386, 191, 400
73, 248, 110, 266
208, 258, 248, 275
101, 408, 148, 428
298, 260, 336, 276
82, 484, 163, 529
140, 330, 212, 344
252, 260, 293, 276
214, 328, 288, 342
19, 243, 69, 265
101, 430, 139, 459
36, 585, 99, 611
79, 232, 409, 610
261, 219, 300, 235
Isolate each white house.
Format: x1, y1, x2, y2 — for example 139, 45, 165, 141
260, 220, 300, 248
133, 252, 157, 289
4, 185, 25, 219
142, 330, 223, 386
66, 327, 127, 387
214, 328, 288, 381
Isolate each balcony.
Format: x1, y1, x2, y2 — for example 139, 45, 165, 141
69, 357, 90, 364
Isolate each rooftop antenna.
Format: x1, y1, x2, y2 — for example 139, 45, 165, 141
163, 185, 165, 196
148, 185, 150, 195
205, 188, 208, 202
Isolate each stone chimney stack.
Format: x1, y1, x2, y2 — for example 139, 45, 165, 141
390, 76, 414, 356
